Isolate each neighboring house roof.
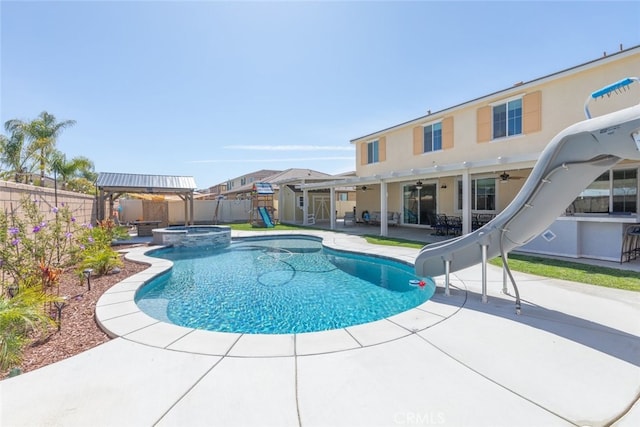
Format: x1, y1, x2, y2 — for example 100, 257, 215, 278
223, 168, 336, 195
333, 171, 357, 178
96, 172, 197, 194
226, 169, 282, 184
267, 168, 333, 184
244, 169, 282, 177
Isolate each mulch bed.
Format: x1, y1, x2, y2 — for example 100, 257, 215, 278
1, 245, 150, 379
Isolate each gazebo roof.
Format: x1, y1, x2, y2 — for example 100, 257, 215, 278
96, 172, 197, 194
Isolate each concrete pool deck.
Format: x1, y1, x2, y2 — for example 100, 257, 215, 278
1, 230, 639, 426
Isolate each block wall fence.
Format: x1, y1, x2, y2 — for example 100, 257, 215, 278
0, 180, 96, 225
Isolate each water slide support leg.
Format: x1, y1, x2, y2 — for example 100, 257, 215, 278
500, 236, 522, 315
481, 244, 488, 303
502, 252, 508, 294
444, 259, 451, 296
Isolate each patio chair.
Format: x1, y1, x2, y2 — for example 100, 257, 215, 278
472, 213, 481, 231
447, 216, 462, 236
343, 211, 356, 226
432, 214, 449, 236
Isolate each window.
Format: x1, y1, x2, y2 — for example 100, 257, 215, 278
613, 169, 637, 213
338, 193, 348, 202
367, 140, 379, 164
240, 177, 247, 186
493, 98, 522, 139
571, 168, 637, 214
423, 122, 442, 152
457, 178, 496, 211
298, 196, 304, 208
572, 172, 610, 213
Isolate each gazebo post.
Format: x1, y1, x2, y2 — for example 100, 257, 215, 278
184, 194, 189, 226
190, 191, 195, 225
98, 188, 106, 222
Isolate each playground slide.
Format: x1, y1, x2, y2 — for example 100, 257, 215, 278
415, 81, 640, 278
258, 206, 275, 228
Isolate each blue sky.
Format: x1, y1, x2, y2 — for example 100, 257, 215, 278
1, 1, 639, 190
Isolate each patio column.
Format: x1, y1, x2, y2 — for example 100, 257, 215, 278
461, 170, 472, 234
330, 186, 336, 230
278, 185, 283, 223
303, 188, 309, 225
380, 181, 388, 237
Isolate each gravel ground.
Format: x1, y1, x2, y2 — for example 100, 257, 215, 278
1, 245, 150, 379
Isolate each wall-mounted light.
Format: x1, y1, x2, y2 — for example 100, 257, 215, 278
415, 181, 423, 190
440, 184, 447, 189
361, 185, 368, 191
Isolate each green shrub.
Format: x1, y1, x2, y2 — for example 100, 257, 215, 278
73, 219, 125, 276
76, 246, 123, 276
0, 197, 79, 371
0, 286, 58, 371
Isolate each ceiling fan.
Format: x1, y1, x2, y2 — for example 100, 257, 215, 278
498, 172, 524, 183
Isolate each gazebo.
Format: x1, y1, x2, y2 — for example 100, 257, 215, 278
95, 172, 197, 226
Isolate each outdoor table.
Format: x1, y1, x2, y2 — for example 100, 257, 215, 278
132, 220, 161, 237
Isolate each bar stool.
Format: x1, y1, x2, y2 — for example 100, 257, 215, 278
620, 225, 640, 263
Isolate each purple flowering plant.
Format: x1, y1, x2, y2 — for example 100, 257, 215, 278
0, 197, 80, 289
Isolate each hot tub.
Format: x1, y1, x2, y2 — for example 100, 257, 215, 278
151, 225, 231, 248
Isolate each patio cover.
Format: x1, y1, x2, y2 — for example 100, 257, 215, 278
96, 172, 197, 224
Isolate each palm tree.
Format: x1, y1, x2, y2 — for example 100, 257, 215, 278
25, 112, 76, 186
1, 120, 37, 183
49, 150, 95, 189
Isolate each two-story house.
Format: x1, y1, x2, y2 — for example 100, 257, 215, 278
303, 45, 640, 262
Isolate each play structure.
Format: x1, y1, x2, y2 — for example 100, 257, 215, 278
415, 77, 640, 312
250, 182, 275, 228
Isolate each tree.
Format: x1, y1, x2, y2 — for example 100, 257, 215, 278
49, 150, 95, 190
24, 112, 76, 187
0, 120, 37, 183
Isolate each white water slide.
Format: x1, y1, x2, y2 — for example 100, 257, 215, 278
415, 78, 640, 299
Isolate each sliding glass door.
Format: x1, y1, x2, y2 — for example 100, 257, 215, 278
403, 183, 436, 225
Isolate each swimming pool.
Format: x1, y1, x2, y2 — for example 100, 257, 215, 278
135, 236, 434, 334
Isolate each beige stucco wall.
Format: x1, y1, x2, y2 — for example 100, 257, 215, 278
351, 49, 640, 223
355, 51, 640, 176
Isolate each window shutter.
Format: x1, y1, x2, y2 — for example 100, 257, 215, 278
360, 142, 368, 165
523, 91, 542, 134
442, 117, 454, 149
378, 136, 386, 162
477, 106, 491, 143
413, 126, 424, 154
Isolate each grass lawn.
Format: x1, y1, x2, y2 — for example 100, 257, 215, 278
363, 235, 424, 249
489, 253, 640, 292
228, 223, 314, 232
226, 223, 640, 292
361, 235, 640, 292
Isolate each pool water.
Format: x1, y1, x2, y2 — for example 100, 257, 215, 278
135, 236, 434, 334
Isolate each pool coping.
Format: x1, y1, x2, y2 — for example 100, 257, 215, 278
96, 230, 465, 357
